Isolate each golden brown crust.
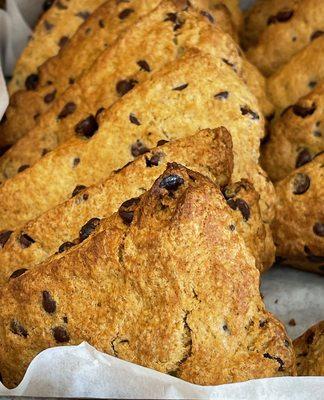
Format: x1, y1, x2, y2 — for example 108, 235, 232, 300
0, 4, 242, 180
272, 155, 324, 275
246, 0, 324, 76
0, 164, 296, 388
294, 321, 324, 376
262, 83, 324, 182
0, 50, 264, 231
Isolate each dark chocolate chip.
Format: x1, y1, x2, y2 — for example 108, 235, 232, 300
173, 83, 188, 91
313, 222, 324, 237
292, 103, 316, 118
57, 102, 76, 120
118, 8, 134, 19
9, 268, 28, 279
267, 10, 294, 25
259, 320, 267, 328
200, 10, 214, 23
306, 331, 315, 345
131, 140, 149, 157
159, 174, 184, 191
214, 91, 229, 100
55, 1, 68, 10
263, 353, 285, 371
145, 153, 161, 167
58, 241, 75, 253
229, 224, 236, 231
58, 35, 69, 48
118, 197, 140, 225
17, 164, 29, 173
42, 291, 56, 314
25, 73, 39, 90
52, 326, 70, 343
240, 105, 259, 120
292, 173, 310, 195
99, 19, 105, 28
311, 30, 324, 41
137, 60, 151, 72
73, 157, 80, 167
10, 320, 28, 338
69, 77, 75, 84
308, 81, 317, 90
116, 79, 138, 96
76, 11, 90, 20
44, 89, 57, 103
157, 139, 169, 147
72, 185, 87, 197
0, 230, 13, 248
164, 12, 183, 30
43, 0, 54, 12
295, 149, 312, 168
79, 218, 101, 242
129, 113, 141, 126
75, 115, 98, 138
227, 198, 250, 221
44, 20, 54, 31
19, 233, 35, 249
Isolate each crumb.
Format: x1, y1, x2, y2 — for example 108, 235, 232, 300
274, 299, 278, 304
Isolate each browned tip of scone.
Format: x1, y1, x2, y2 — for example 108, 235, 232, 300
294, 321, 324, 376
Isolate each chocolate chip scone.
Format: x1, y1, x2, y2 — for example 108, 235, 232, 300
0, 3, 242, 181
294, 321, 324, 376
272, 154, 324, 275
262, 83, 324, 182
0, 0, 238, 148
0, 164, 296, 388
8, 0, 107, 95
246, 0, 324, 76
0, 50, 265, 230
267, 36, 324, 112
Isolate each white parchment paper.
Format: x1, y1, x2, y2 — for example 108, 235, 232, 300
0, 1, 323, 398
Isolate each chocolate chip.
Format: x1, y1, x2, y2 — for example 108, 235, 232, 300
157, 139, 169, 147
296, 149, 312, 168
172, 83, 188, 91
25, 73, 39, 90
214, 91, 229, 100
43, 0, 54, 11
58, 242, 75, 253
44, 20, 54, 31
137, 60, 151, 72
10, 320, 28, 338
259, 320, 267, 328
267, 10, 294, 25
159, 174, 184, 191
304, 246, 324, 263
164, 12, 183, 30
55, 1, 67, 10
313, 222, 324, 237
79, 218, 101, 242
308, 81, 317, 89
116, 79, 138, 96
63, 316, 68, 323
306, 331, 315, 345
99, 19, 105, 28
75, 115, 98, 138
44, 89, 57, 103
52, 326, 70, 343
10, 268, 28, 279
17, 164, 29, 173
292, 173, 310, 195
129, 113, 141, 126
263, 353, 285, 371
227, 198, 250, 221
118, 197, 140, 225
229, 224, 236, 231
118, 8, 134, 19
145, 153, 161, 167
57, 102, 76, 120
73, 157, 80, 167
42, 291, 56, 314
58, 36, 69, 48
200, 10, 214, 23
292, 103, 316, 118
19, 233, 35, 249
69, 77, 75, 84
72, 185, 87, 197
76, 11, 90, 20
131, 140, 149, 157
311, 30, 324, 41
0, 230, 13, 248
240, 106, 259, 120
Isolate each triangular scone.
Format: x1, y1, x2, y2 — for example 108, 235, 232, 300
8, 0, 107, 94
0, 164, 295, 388
0, 0, 238, 147
0, 3, 241, 180
294, 321, 324, 376
272, 154, 324, 275
0, 50, 264, 230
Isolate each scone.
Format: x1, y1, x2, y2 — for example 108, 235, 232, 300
267, 36, 324, 112
294, 321, 324, 376
0, 3, 242, 181
246, 0, 324, 76
272, 154, 324, 275
0, 50, 265, 230
8, 0, 107, 95
0, 0, 239, 148
0, 164, 296, 388
262, 83, 324, 182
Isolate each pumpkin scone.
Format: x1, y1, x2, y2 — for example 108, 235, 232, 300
294, 321, 324, 376
262, 83, 324, 182
0, 50, 265, 230
246, 0, 324, 76
272, 154, 324, 275
267, 36, 324, 112
0, 0, 238, 148
8, 0, 107, 95
0, 164, 296, 388
0, 3, 242, 181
